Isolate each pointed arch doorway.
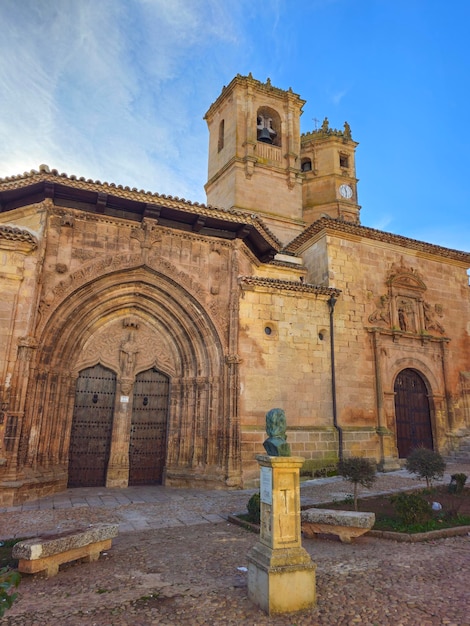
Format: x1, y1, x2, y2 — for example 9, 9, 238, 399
394, 368, 433, 458
129, 368, 170, 485
68, 364, 117, 487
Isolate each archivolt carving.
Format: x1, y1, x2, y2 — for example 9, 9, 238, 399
72, 249, 96, 261
37, 243, 229, 346
74, 318, 176, 378
146, 253, 228, 336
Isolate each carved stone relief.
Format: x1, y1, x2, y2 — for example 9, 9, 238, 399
75, 316, 177, 380
368, 262, 446, 335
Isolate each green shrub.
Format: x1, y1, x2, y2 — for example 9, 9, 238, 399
0, 567, 21, 618
448, 473, 467, 494
390, 492, 432, 526
337, 457, 377, 511
247, 492, 261, 525
405, 448, 446, 488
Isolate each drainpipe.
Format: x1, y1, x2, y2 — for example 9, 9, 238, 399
328, 294, 343, 462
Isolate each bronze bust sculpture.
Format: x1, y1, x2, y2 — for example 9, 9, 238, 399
263, 408, 291, 457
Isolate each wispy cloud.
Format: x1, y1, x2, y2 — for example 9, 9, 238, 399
330, 88, 349, 106
0, 0, 247, 200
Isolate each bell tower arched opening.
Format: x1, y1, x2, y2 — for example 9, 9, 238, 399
256, 106, 281, 146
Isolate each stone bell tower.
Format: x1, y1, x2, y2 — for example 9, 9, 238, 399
204, 74, 306, 244
300, 118, 361, 225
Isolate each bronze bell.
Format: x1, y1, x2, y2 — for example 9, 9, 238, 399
258, 127, 273, 144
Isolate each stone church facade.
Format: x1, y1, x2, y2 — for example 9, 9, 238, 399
1, 74, 469, 504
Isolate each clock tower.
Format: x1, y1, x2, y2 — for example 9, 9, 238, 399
300, 118, 361, 225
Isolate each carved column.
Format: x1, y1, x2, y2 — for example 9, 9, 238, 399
370, 330, 400, 471
440, 340, 455, 432
106, 381, 133, 488
106, 327, 140, 487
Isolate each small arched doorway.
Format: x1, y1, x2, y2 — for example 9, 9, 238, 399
394, 368, 433, 458
68, 364, 117, 487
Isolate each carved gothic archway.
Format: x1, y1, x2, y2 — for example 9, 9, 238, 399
18, 266, 239, 489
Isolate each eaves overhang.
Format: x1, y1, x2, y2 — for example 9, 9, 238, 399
283, 217, 470, 265
0, 168, 281, 263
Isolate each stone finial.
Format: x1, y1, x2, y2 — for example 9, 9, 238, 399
263, 408, 291, 457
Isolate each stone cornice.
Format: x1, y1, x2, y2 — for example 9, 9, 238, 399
0, 166, 281, 262
239, 275, 340, 296
0, 224, 37, 252
284, 217, 470, 264
366, 326, 450, 344
204, 73, 305, 121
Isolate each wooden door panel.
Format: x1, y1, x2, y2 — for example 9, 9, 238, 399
394, 369, 433, 458
68, 364, 116, 487
129, 368, 169, 485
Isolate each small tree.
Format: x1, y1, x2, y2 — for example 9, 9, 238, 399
246, 492, 261, 525
405, 447, 446, 488
0, 567, 21, 618
337, 457, 377, 511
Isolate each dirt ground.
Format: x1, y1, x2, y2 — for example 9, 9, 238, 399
2, 520, 470, 625
2, 464, 470, 625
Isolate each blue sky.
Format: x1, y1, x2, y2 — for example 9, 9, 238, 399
1, 0, 469, 252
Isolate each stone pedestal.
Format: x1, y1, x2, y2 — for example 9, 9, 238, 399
247, 455, 316, 615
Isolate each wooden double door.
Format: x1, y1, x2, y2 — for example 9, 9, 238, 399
394, 368, 433, 458
68, 364, 169, 487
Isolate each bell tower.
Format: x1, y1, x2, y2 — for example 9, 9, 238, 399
300, 118, 361, 225
204, 74, 306, 244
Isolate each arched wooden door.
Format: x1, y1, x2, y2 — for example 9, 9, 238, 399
129, 368, 170, 485
68, 364, 116, 487
394, 368, 433, 458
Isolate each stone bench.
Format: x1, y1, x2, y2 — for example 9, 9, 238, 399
12, 523, 119, 577
301, 508, 375, 543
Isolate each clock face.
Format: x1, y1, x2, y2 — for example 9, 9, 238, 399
339, 184, 353, 199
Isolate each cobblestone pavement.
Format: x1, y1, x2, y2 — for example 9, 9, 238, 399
1, 462, 469, 625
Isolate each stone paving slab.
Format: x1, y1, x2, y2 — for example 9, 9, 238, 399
3, 516, 469, 625
0, 461, 469, 625
1, 461, 469, 542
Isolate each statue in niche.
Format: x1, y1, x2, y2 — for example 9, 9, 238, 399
398, 307, 408, 331
263, 408, 291, 457
119, 336, 139, 377
397, 298, 416, 332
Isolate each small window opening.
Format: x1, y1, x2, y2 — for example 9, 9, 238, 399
218, 119, 225, 152
301, 158, 312, 172
339, 153, 349, 168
